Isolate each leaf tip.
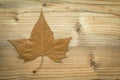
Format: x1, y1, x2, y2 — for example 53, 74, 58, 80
65, 37, 72, 42
8, 40, 12, 43
59, 61, 62, 63
69, 37, 72, 40
23, 60, 28, 63
8, 40, 16, 44
56, 59, 62, 63
18, 56, 21, 59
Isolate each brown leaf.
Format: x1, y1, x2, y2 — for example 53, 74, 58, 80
9, 10, 71, 72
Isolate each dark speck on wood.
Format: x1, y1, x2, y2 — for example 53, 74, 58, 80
15, 17, 19, 21
0, 3, 3, 6
43, 3, 46, 7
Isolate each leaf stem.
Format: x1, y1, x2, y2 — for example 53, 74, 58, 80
32, 56, 44, 73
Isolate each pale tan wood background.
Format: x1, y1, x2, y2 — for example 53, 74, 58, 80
0, 0, 120, 80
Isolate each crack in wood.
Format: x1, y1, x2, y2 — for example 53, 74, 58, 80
43, 0, 120, 6
0, 0, 120, 17
2, 10, 119, 18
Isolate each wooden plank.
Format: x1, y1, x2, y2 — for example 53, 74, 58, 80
0, 0, 120, 46
0, 47, 120, 80
0, 12, 120, 46
42, 0, 120, 5
0, 0, 120, 80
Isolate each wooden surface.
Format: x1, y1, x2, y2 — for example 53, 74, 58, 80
0, 47, 120, 80
0, 0, 120, 80
0, 0, 120, 46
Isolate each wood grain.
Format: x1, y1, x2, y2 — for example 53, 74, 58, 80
0, 0, 120, 80
0, 47, 120, 80
0, 0, 120, 46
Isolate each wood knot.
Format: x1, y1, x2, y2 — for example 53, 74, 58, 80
75, 22, 81, 34
89, 53, 97, 70
43, 3, 46, 7
32, 70, 37, 73
14, 17, 19, 21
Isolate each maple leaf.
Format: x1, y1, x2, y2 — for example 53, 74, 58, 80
9, 10, 72, 73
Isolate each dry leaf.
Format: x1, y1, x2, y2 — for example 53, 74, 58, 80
9, 10, 71, 73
